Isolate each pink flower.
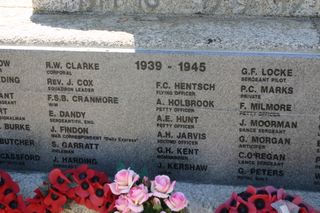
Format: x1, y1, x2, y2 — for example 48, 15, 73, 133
127, 184, 150, 212
115, 195, 131, 213
151, 175, 176, 198
164, 192, 188, 212
109, 169, 139, 195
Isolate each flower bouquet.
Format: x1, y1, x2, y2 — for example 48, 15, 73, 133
108, 168, 188, 213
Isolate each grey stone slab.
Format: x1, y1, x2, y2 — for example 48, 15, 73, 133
1, 47, 320, 191
0, 6, 319, 52
32, 0, 320, 17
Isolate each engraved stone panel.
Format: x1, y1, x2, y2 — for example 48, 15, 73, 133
0, 47, 320, 191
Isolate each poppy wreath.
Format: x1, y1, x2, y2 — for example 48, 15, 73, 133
215, 185, 319, 213
0, 165, 189, 213
24, 164, 116, 213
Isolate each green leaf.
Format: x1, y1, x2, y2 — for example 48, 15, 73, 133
164, 208, 172, 213
143, 201, 155, 213
180, 208, 188, 213
153, 204, 162, 211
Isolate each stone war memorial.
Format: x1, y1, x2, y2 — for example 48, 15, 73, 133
0, 0, 320, 212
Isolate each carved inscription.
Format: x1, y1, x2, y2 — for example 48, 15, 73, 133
0, 47, 319, 190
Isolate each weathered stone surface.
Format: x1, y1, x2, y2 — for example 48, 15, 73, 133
0, 0, 31, 8
0, 5, 319, 52
32, 0, 320, 17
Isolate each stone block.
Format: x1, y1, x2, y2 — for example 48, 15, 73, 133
32, 0, 320, 17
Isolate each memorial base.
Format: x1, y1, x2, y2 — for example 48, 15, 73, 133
1, 2, 320, 212
0, 1, 319, 51
10, 171, 320, 212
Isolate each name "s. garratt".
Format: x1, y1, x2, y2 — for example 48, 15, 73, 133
61, 142, 99, 150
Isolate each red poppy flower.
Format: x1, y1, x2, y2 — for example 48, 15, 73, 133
49, 169, 71, 192
0, 172, 19, 199
103, 184, 117, 203
88, 183, 106, 207
245, 185, 256, 195
215, 203, 231, 213
46, 204, 64, 213
238, 191, 253, 202
74, 196, 87, 206
0, 194, 24, 213
99, 200, 116, 213
26, 188, 45, 203
248, 194, 272, 212
25, 189, 48, 213
89, 170, 109, 185
71, 165, 95, 184
0, 201, 19, 213
43, 188, 67, 212
297, 202, 318, 213
64, 187, 76, 200
0, 171, 15, 188
25, 202, 48, 213
77, 183, 116, 212
228, 194, 256, 213
74, 180, 93, 198
298, 204, 309, 213
0, 201, 8, 211
87, 183, 117, 210
215, 192, 241, 213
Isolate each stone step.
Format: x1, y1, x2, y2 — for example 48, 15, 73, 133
0, 0, 31, 8
32, 0, 320, 17
0, 5, 319, 52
